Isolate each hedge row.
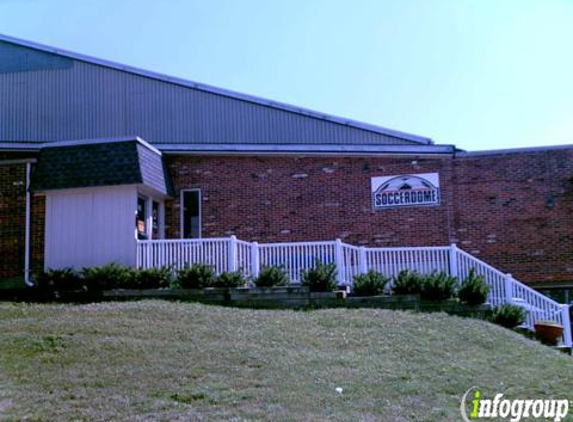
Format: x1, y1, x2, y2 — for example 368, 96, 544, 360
36, 263, 248, 293
38, 262, 490, 305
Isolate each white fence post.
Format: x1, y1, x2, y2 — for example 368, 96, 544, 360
359, 246, 368, 274
335, 239, 345, 285
505, 273, 514, 303
146, 242, 152, 269
449, 243, 458, 279
228, 235, 237, 272
561, 305, 572, 347
251, 241, 260, 279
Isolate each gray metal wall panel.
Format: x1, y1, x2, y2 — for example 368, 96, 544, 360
0, 43, 415, 146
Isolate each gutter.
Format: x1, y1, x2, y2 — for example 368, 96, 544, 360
24, 162, 32, 286
156, 143, 457, 156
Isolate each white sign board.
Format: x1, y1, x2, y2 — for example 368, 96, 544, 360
371, 173, 440, 209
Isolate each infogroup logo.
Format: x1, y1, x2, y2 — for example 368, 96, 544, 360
460, 387, 570, 422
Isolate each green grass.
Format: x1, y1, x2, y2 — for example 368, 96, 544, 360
0, 301, 571, 422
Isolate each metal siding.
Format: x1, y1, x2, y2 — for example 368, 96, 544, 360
0, 43, 416, 146
44, 186, 137, 269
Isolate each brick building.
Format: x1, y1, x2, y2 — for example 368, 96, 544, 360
0, 34, 572, 302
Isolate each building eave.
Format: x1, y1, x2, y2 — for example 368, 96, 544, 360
459, 143, 573, 157
156, 143, 456, 156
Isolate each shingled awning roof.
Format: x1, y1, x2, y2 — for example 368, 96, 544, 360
32, 137, 173, 196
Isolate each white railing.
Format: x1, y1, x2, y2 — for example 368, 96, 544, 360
136, 236, 571, 347
453, 246, 571, 347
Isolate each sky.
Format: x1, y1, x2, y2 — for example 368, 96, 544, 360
0, 0, 572, 151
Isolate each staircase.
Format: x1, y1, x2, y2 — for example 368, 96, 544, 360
452, 246, 571, 347
136, 237, 572, 347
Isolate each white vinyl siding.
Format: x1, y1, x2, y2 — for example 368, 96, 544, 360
44, 185, 137, 269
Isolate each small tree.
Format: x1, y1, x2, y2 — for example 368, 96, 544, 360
420, 271, 458, 301
352, 270, 389, 296
81, 263, 136, 290
392, 270, 424, 295
489, 304, 527, 329
214, 271, 247, 288
458, 269, 490, 305
254, 265, 290, 287
301, 260, 337, 292
176, 264, 216, 289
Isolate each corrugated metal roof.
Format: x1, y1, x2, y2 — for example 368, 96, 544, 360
0, 34, 434, 147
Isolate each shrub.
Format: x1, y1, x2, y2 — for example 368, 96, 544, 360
489, 304, 527, 329
176, 264, 216, 289
352, 270, 389, 296
133, 267, 173, 289
37, 268, 82, 292
420, 271, 458, 301
301, 260, 337, 292
81, 263, 136, 290
458, 269, 490, 305
253, 265, 290, 287
392, 270, 424, 295
214, 271, 247, 288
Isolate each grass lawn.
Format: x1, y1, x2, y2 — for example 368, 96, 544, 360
0, 301, 571, 422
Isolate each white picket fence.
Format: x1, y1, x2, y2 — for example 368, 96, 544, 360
136, 236, 571, 347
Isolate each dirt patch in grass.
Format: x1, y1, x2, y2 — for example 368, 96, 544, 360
0, 301, 571, 421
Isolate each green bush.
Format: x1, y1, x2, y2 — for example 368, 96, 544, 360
253, 265, 290, 287
420, 271, 458, 301
81, 263, 136, 290
301, 260, 337, 292
458, 269, 490, 305
37, 268, 83, 292
133, 267, 173, 289
352, 270, 389, 296
489, 304, 527, 329
392, 270, 424, 295
214, 271, 247, 288
176, 264, 216, 289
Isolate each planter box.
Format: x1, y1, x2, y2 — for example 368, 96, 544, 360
419, 299, 492, 318
230, 286, 345, 308
346, 294, 420, 309
102, 288, 229, 302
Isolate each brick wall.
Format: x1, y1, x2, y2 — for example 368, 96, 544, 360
165, 155, 454, 246
165, 150, 573, 285
0, 162, 26, 279
1, 148, 572, 287
452, 149, 573, 285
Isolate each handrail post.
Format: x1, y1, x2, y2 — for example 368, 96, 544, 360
359, 246, 368, 274
561, 304, 572, 348
251, 241, 260, 279
449, 243, 458, 279
335, 239, 345, 286
228, 235, 237, 272
505, 273, 514, 303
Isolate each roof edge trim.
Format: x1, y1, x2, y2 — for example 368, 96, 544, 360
38, 136, 162, 156
156, 143, 455, 155
459, 144, 573, 156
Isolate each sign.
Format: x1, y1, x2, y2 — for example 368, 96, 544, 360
371, 173, 440, 209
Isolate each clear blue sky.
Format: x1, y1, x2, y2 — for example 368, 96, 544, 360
1, 0, 572, 150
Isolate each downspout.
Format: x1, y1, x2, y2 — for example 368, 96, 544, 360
24, 162, 32, 286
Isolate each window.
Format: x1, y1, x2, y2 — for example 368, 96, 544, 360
181, 189, 201, 238
152, 200, 160, 239
136, 196, 148, 240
